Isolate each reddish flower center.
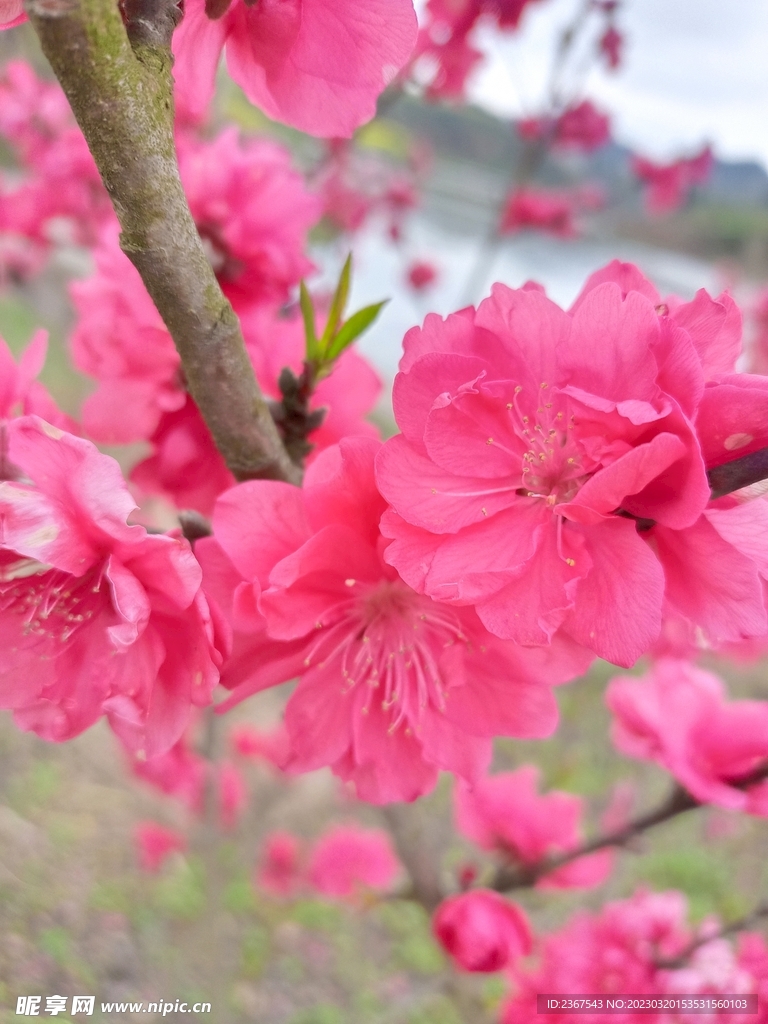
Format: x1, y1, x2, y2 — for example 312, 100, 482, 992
301, 579, 469, 733
506, 384, 588, 503
0, 552, 104, 646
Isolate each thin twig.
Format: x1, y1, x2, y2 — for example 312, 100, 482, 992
490, 784, 699, 892
656, 901, 768, 969
492, 763, 768, 894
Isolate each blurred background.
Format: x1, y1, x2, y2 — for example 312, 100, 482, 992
1, 2, 768, 1021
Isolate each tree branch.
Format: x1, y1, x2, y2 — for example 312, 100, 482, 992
708, 447, 768, 500
490, 783, 699, 892
26, 0, 300, 485
492, 762, 768, 894
656, 901, 768, 969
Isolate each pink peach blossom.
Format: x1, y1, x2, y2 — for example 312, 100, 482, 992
502, 889, 760, 1022
0, 417, 220, 755
433, 889, 532, 973
376, 261, 767, 666
519, 101, 610, 152
606, 659, 768, 815
130, 737, 208, 813
134, 821, 187, 873
599, 24, 623, 69
177, 128, 320, 308
130, 302, 381, 515
256, 830, 303, 896
308, 823, 400, 897
0, 331, 75, 430
500, 187, 579, 237
200, 437, 589, 804
632, 146, 713, 215
231, 722, 290, 769
172, 0, 418, 137
0, 0, 25, 30
553, 100, 611, 151
455, 766, 612, 889
407, 260, 439, 292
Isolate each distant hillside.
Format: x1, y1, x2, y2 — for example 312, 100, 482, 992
387, 94, 768, 210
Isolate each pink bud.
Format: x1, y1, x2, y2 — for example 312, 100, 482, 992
433, 890, 532, 972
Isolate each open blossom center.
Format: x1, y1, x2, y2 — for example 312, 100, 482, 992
505, 385, 589, 504
301, 579, 469, 733
0, 552, 103, 646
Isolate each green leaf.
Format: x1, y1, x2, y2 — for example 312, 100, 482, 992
299, 281, 318, 361
319, 253, 353, 356
326, 300, 388, 362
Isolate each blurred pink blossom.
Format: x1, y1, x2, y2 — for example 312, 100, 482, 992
433, 889, 532, 972
501, 889, 761, 1022
134, 822, 187, 873
407, 260, 439, 292
607, 659, 768, 815
632, 145, 714, 215
455, 767, 613, 889
256, 831, 303, 897
308, 823, 400, 898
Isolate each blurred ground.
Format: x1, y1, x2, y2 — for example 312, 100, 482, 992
0, 655, 766, 1024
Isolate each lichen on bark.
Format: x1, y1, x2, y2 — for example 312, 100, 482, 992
26, 0, 301, 485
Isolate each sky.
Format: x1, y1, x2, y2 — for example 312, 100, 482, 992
463, 0, 768, 168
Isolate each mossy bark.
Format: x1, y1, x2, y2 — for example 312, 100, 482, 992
26, 0, 300, 484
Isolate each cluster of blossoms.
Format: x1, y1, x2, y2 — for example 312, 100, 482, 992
518, 100, 612, 153
0, 61, 110, 282
501, 890, 768, 1022
1, 1, 768, 1012
454, 766, 614, 888
428, 887, 768, 1019
500, 184, 604, 238
0, 410, 221, 755
413, 0, 549, 100
3, 257, 768, 804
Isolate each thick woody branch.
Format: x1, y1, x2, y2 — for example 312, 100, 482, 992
381, 804, 446, 912
26, 0, 300, 485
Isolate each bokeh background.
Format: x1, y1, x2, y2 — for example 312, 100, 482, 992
1, 3, 768, 1021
